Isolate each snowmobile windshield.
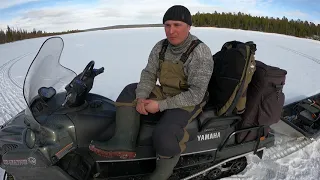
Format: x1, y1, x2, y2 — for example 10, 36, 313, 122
23, 37, 76, 123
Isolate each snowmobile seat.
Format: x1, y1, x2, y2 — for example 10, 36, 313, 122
197, 107, 241, 132
198, 103, 242, 123
137, 107, 242, 147
191, 103, 243, 146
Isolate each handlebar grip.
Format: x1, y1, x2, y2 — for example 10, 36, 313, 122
94, 67, 104, 76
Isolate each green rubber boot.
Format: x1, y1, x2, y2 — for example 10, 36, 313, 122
148, 155, 180, 180
89, 105, 140, 159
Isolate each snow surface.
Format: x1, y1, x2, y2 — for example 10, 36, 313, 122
0, 27, 320, 179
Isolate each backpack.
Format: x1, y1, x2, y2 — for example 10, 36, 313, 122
236, 60, 287, 143
207, 40, 257, 116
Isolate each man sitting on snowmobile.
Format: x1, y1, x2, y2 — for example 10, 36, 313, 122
89, 5, 214, 179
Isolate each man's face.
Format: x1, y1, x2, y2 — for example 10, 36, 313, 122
164, 20, 190, 46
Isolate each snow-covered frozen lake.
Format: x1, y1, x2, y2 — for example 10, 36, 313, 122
0, 27, 320, 180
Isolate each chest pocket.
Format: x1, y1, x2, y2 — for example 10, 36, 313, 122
159, 60, 188, 96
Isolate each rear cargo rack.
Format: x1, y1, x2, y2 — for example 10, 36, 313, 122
219, 125, 265, 155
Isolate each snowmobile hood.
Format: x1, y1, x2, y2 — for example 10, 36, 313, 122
23, 37, 77, 129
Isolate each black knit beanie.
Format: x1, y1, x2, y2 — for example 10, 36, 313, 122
163, 5, 192, 26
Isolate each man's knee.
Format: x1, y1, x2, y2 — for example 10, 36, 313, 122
152, 124, 186, 157
124, 83, 138, 91
116, 83, 138, 102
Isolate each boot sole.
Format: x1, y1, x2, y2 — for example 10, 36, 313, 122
89, 144, 136, 159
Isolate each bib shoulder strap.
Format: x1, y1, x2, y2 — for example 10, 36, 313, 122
180, 39, 203, 63
159, 39, 169, 60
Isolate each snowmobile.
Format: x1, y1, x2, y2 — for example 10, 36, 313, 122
272, 94, 320, 140
0, 36, 319, 180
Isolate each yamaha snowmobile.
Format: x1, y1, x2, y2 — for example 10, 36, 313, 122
0, 36, 319, 180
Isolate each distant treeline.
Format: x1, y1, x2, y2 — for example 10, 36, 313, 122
192, 11, 320, 40
0, 26, 82, 44
1, 11, 319, 44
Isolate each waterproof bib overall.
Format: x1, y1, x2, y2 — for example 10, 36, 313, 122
151, 39, 204, 111
149, 39, 207, 156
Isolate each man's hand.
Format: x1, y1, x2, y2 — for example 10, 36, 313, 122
144, 99, 160, 114
136, 98, 149, 115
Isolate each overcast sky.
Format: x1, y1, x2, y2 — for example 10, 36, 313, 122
0, 0, 319, 32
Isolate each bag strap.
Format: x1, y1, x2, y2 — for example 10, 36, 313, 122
224, 42, 254, 116
245, 41, 257, 54
180, 39, 203, 63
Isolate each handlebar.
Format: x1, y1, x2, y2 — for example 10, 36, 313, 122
80, 61, 95, 80
93, 67, 104, 77
63, 61, 104, 107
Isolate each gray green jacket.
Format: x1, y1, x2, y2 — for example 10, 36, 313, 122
135, 33, 214, 112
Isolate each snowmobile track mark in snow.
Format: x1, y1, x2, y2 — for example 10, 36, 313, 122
278, 45, 320, 65
0, 53, 30, 124
263, 133, 313, 161
4, 54, 29, 105
7, 52, 32, 89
